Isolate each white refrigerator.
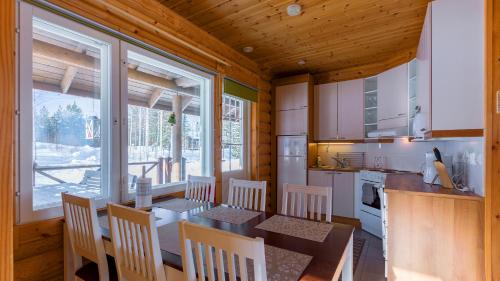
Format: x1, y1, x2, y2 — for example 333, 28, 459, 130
277, 136, 307, 212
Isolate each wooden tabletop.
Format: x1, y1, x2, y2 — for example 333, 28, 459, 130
384, 173, 483, 201
99, 198, 354, 281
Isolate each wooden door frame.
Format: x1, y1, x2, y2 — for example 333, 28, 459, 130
0, 0, 15, 279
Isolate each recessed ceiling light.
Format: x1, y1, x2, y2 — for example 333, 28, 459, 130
242, 46, 254, 53
287, 4, 302, 17
298, 59, 306, 65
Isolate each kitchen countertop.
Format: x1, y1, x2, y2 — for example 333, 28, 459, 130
308, 166, 362, 172
384, 173, 483, 201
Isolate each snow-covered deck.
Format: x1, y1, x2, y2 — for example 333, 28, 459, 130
33, 183, 101, 210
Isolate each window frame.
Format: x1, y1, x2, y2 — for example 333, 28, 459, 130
17, 2, 121, 223
16, 3, 214, 223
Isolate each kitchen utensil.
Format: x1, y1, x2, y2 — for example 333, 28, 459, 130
433, 147, 442, 163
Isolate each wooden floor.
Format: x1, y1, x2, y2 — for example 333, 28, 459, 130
353, 230, 386, 281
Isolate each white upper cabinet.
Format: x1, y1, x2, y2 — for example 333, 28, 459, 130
415, 0, 484, 134
431, 0, 484, 131
276, 82, 308, 111
338, 79, 364, 139
377, 64, 409, 130
314, 83, 338, 140
276, 108, 308, 136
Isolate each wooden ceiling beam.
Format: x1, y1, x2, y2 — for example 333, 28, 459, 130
148, 88, 163, 108
60, 66, 78, 94
32, 39, 199, 96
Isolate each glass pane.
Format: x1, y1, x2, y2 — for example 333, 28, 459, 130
365, 124, 377, 137
221, 95, 245, 171
31, 17, 111, 210
409, 59, 417, 78
409, 78, 416, 99
364, 92, 377, 108
364, 77, 377, 92
126, 50, 203, 192
364, 108, 377, 125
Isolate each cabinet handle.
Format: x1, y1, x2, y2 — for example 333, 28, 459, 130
398, 113, 406, 116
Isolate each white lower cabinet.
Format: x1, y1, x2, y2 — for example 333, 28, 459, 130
308, 170, 354, 218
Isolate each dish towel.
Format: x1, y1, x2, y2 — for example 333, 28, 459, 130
361, 183, 375, 205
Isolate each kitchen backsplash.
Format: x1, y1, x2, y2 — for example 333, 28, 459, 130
316, 138, 484, 196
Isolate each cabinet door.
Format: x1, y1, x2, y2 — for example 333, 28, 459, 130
416, 4, 432, 133
338, 79, 364, 139
332, 172, 354, 218
276, 82, 308, 111
276, 108, 308, 135
308, 170, 333, 215
377, 64, 409, 129
431, 0, 484, 130
315, 83, 338, 140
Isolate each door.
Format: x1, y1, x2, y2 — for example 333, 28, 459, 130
377, 64, 409, 129
221, 95, 250, 202
416, 4, 432, 133
315, 83, 338, 140
338, 79, 364, 139
276, 82, 308, 111
332, 172, 355, 218
276, 108, 308, 136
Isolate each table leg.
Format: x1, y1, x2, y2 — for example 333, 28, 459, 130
341, 234, 353, 281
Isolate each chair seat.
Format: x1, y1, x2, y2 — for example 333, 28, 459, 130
75, 255, 118, 281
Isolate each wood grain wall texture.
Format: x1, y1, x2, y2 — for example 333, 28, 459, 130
12, 1, 273, 281
0, 0, 15, 280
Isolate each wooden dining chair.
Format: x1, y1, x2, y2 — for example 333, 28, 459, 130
107, 203, 167, 281
185, 175, 216, 203
228, 178, 267, 211
178, 220, 267, 281
62, 193, 117, 281
281, 183, 333, 222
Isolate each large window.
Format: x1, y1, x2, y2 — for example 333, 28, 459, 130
221, 95, 246, 172
18, 3, 213, 222
122, 44, 213, 200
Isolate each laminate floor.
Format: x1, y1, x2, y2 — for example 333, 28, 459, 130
353, 230, 386, 281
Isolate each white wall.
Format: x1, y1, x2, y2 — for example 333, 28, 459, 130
316, 138, 484, 196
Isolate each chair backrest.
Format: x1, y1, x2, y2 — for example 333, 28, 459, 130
228, 178, 267, 211
62, 193, 109, 281
281, 183, 332, 222
178, 220, 267, 281
107, 203, 166, 281
80, 170, 101, 187
185, 175, 216, 203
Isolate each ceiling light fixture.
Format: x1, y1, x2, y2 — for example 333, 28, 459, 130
298, 59, 306, 66
287, 4, 302, 17
242, 46, 254, 53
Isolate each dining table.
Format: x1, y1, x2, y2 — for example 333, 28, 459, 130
63, 197, 354, 281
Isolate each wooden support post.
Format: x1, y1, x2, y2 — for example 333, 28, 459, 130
171, 95, 182, 182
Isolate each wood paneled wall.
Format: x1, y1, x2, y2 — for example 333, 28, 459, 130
10, 1, 272, 280
0, 0, 15, 280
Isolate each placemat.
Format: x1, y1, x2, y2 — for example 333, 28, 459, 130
195, 206, 261, 224
154, 198, 206, 213
255, 215, 333, 242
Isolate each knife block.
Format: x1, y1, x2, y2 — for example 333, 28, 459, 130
433, 161, 454, 189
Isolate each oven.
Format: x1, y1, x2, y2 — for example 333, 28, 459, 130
358, 170, 385, 238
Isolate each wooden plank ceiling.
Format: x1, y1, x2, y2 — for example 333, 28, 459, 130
159, 0, 430, 78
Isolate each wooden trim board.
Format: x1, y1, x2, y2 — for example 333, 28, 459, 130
0, 0, 15, 279
424, 129, 484, 138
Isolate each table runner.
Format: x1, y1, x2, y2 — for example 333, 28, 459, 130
255, 215, 333, 242
195, 206, 261, 224
154, 198, 206, 213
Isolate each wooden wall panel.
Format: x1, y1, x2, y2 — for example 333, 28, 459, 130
0, 0, 15, 280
